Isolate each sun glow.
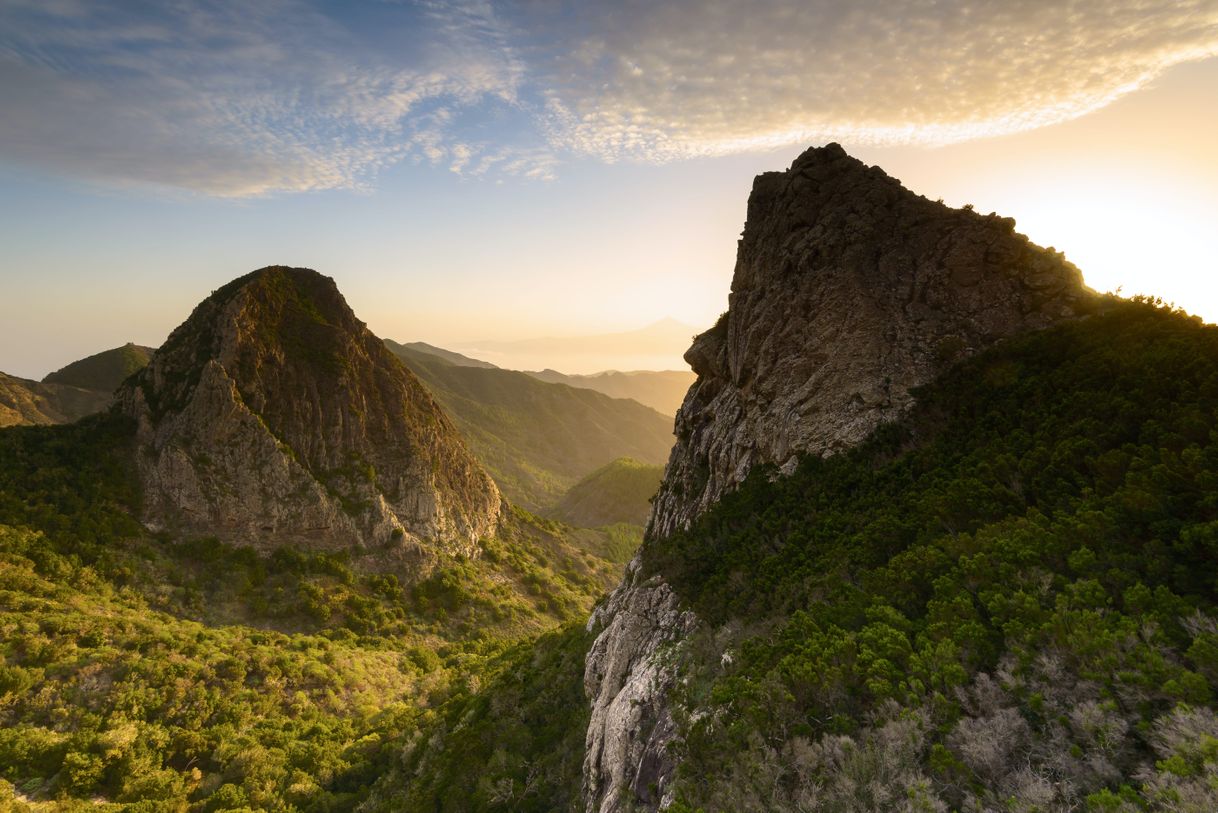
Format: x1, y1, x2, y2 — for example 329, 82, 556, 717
991, 170, 1218, 322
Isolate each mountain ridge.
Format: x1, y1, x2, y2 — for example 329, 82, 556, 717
388, 343, 674, 511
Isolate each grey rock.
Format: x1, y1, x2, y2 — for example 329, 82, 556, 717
583, 557, 696, 813
118, 266, 501, 556
651, 143, 1095, 537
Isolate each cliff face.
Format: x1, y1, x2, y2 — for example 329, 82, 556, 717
583, 145, 1097, 813
651, 143, 1094, 537
118, 266, 500, 556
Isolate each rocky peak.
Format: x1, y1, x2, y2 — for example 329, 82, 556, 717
584, 145, 1097, 813
119, 266, 500, 555
650, 143, 1096, 536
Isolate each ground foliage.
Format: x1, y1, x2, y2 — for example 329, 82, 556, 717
0, 414, 624, 811
641, 300, 1218, 810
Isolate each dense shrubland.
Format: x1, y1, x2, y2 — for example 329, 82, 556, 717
0, 415, 629, 811
643, 301, 1218, 811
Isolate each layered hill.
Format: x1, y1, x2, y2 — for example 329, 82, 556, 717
119, 266, 501, 555
0, 372, 111, 427
388, 343, 674, 511
1, 344, 154, 428
384, 339, 498, 370
526, 369, 695, 416
548, 458, 663, 528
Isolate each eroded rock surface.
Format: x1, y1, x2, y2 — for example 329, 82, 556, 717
583, 144, 1097, 812
583, 559, 696, 813
118, 266, 500, 555
651, 143, 1094, 536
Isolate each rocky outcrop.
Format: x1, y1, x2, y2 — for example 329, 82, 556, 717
650, 143, 1094, 536
118, 266, 501, 555
583, 560, 696, 813
583, 144, 1096, 812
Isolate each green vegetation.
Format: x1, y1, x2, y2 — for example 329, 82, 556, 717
391, 345, 674, 511
42, 344, 154, 393
361, 624, 593, 813
640, 301, 1218, 810
549, 457, 664, 528
0, 412, 632, 811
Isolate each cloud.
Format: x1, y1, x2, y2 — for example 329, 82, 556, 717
1, 0, 1215, 195
0, 0, 545, 195
526, 0, 1218, 160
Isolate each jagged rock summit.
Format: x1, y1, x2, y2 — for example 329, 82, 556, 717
650, 142, 1097, 536
119, 266, 501, 555
584, 145, 1098, 813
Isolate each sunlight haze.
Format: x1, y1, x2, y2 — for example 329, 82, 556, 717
2, 1, 1217, 378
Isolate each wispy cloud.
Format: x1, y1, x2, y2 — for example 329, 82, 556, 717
530, 0, 1218, 160
0, 0, 545, 195
1, 0, 1215, 195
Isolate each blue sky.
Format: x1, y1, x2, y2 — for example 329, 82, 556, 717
2, 0, 1217, 377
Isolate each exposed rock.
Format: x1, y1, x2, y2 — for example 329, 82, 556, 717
118, 266, 501, 555
651, 142, 1095, 536
0, 371, 112, 427
583, 559, 696, 813
583, 144, 1097, 813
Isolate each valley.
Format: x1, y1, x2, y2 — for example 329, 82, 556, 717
4, 145, 1218, 813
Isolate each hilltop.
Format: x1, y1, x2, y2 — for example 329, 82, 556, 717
43, 343, 154, 392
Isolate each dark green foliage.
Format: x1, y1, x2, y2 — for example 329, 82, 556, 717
0, 412, 142, 549
640, 301, 1218, 809
0, 405, 633, 810
362, 625, 593, 812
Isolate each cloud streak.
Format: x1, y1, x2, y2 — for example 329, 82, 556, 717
532, 0, 1218, 159
1, 0, 1215, 195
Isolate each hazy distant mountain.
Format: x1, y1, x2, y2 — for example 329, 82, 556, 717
547, 457, 664, 528
388, 343, 674, 511
0, 371, 113, 427
384, 339, 498, 369
43, 342, 154, 392
526, 369, 694, 416
453, 317, 699, 374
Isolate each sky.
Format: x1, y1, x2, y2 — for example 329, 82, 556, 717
1, 0, 1217, 378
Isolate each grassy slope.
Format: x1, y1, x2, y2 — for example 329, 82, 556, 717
0, 373, 113, 428
42, 344, 153, 393
390, 345, 674, 511
0, 415, 634, 811
548, 457, 664, 528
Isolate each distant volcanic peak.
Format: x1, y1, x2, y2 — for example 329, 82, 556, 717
121, 266, 500, 556
651, 143, 1095, 537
